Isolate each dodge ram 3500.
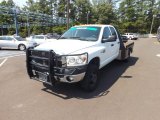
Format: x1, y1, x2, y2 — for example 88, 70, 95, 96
26, 24, 134, 91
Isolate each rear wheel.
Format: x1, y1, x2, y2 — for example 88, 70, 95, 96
18, 44, 26, 51
123, 50, 131, 62
80, 64, 99, 92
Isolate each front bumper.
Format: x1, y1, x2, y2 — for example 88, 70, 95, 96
26, 48, 87, 85
55, 72, 86, 83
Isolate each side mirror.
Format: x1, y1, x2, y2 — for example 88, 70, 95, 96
102, 35, 116, 43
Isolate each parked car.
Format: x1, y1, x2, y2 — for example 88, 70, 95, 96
46, 33, 60, 39
27, 35, 57, 45
0, 35, 34, 50
123, 33, 138, 40
157, 26, 160, 42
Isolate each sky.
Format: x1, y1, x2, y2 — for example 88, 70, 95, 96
0, 0, 27, 7
13, 0, 26, 7
12, 0, 27, 7
1, 0, 120, 8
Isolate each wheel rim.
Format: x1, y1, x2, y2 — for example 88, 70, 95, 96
19, 45, 25, 50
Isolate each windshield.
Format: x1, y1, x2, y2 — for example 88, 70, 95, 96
14, 36, 24, 41
59, 26, 101, 41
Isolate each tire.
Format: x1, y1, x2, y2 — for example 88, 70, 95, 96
123, 50, 131, 62
126, 50, 131, 61
18, 44, 26, 51
128, 49, 131, 58
80, 64, 99, 92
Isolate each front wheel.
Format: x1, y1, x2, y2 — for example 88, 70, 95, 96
18, 44, 26, 51
80, 64, 99, 92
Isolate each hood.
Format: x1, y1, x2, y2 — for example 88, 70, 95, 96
34, 39, 96, 55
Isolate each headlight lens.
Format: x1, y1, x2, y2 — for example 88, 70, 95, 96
66, 53, 88, 66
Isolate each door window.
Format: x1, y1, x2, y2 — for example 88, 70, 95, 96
5, 37, 13, 41
102, 27, 112, 39
34, 36, 45, 39
109, 27, 118, 40
0, 37, 6, 40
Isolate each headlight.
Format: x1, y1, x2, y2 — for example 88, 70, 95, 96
66, 53, 88, 66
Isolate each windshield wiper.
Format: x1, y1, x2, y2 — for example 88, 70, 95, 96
69, 37, 89, 41
69, 37, 80, 39
59, 37, 68, 39
59, 37, 93, 41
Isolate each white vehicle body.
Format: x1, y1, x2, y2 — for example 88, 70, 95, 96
0, 36, 34, 50
26, 25, 134, 91
123, 33, 138, 40
35, 39, 119, 69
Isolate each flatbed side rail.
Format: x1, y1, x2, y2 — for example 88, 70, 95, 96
117, 41, 134, 60
125, 41, 134, 53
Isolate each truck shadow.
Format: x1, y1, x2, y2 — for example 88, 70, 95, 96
0, 48, 19, 51
41, 57, 139, 99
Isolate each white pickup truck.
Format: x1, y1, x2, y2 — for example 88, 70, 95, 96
26, 24, 134, 91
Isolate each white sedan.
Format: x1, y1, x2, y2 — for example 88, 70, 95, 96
27, 35, 57, 46
0, 36, 35, 51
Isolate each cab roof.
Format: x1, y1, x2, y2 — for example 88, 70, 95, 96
74, 24, 113, 28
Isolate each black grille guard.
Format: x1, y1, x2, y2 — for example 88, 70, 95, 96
26, 47, 57, 85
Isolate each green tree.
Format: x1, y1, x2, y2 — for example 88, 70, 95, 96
91, 0, 117, 25
74, 0, 92, 24
23, 0, 38, 12
118, 0, 159, 33
0, 0, 16, 35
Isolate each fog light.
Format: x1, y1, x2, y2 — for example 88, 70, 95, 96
66, 76, 74, 82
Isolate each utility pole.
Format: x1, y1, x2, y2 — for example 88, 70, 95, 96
150, 15, 156, 35
27, 13, 30, 37
87, 11, 90, 24
13, 7, 18, 36
67, 0, 69, 29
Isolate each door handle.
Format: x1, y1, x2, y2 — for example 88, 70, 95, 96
111, 44, 114, 46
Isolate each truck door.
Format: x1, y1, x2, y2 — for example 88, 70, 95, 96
109, 27, 120, 58
100, 27, 114, 66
